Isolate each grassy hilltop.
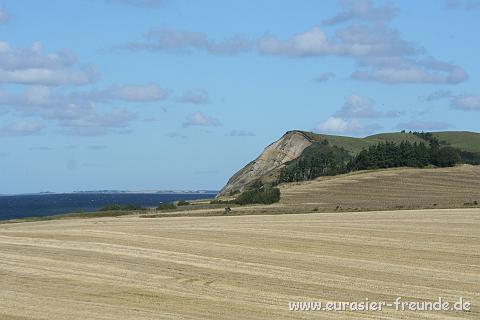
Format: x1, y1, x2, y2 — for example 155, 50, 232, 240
302, 130, 480, 154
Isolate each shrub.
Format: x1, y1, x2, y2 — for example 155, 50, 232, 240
210, 199, 233, 204
99, 204, 144, 211
157, 202, 176, 210
430, 146, 461, 167
458, 151, 480, 165
177, 200, 190, 206
234, 183, 280, 205
229, 190, 240, 196
280, 140, 351, 182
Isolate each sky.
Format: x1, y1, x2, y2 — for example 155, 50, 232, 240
0, 0, 479, 194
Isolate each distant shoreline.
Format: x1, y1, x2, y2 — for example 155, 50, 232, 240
0, 192, 217, 221
0, 190, 218, 197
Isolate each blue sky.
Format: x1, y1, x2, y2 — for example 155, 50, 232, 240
0, 0, 479, 194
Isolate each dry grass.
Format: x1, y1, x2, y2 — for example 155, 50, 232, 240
279, 165, 480, 213
0, 208, 479, 319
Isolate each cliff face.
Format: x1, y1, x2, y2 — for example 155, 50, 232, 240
217, 131, 313, 197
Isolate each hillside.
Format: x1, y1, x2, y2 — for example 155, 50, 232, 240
432, 131, 480, 152
218, 130, 480, 197
210, 166, 480, 217
303, 131, 425, 154
218, 131, 313, 197
279, 165, 480, 213
306, 130, 480, 154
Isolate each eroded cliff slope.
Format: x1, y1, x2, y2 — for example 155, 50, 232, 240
217, 131, 313, 197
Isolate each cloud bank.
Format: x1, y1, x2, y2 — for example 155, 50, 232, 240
182, 112, 221, 127
176, 89, 210, 104
0, 41, 98, 86
0, 121, 45, 137
118, 0, 468, 85
122, 28, 252, 56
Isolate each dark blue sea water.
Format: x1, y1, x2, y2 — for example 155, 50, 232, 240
0, 193, 216, 221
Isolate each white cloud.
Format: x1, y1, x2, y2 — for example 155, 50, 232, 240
322, 0, 397, 25
176, 89, 209, 104
446, 0, 461, 8
106, 84, 169, 102
117, 1, 467, 85
316, 117, 349, 133
29, 146, 51, 151
256, 1, 467, 86
0, 41, 76, 69
107, 0, 167, 7
351, 64, 468, 84
88, 145, 108, 150
385, 110, 403, 118
315, 117, 381, 134
314, 93, 400, 135
58, 107, 137, 136
0, 121, 45, 137
260, 24, 467, 85
258, 24, 416, 58
182, 112, 221, 127
445, 0, 480, 10
425, 90, 452, 101
259, 27, 334, 57
123, 28, 252, 56
0, 67, 97, 86
229, 129, 255, 137
0, 3, 9, 23
70, 83, 169, 103
0, 41, 97, 86
333, 94, 382, 118
0, 86, 137, 136
165, 132, 187, 139
314, 72, 336, 82
451, 94, 480, 111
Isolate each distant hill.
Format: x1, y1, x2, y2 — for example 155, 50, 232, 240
279, 165, 480, 212
303, 130, 480, 154
431, 131, 480, 152
217, 130, 480, 197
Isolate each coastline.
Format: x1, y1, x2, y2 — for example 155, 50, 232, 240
0, 192, 217, 222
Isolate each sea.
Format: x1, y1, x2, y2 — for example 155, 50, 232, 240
0, 192, 217, 221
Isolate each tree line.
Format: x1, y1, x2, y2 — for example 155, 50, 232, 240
346, 140, 459, 171
279, 136, 479, 183
279, 140, 350, 182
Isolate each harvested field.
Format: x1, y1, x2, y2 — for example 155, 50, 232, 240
0, 208, 479, 319
280, 165, 480, 212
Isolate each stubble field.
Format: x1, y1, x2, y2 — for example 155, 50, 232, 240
279, 165, 480, 212
0, 208, 478, 319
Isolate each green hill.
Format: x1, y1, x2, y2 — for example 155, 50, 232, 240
431, 131, 480, 152
303, 131, 480, 154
